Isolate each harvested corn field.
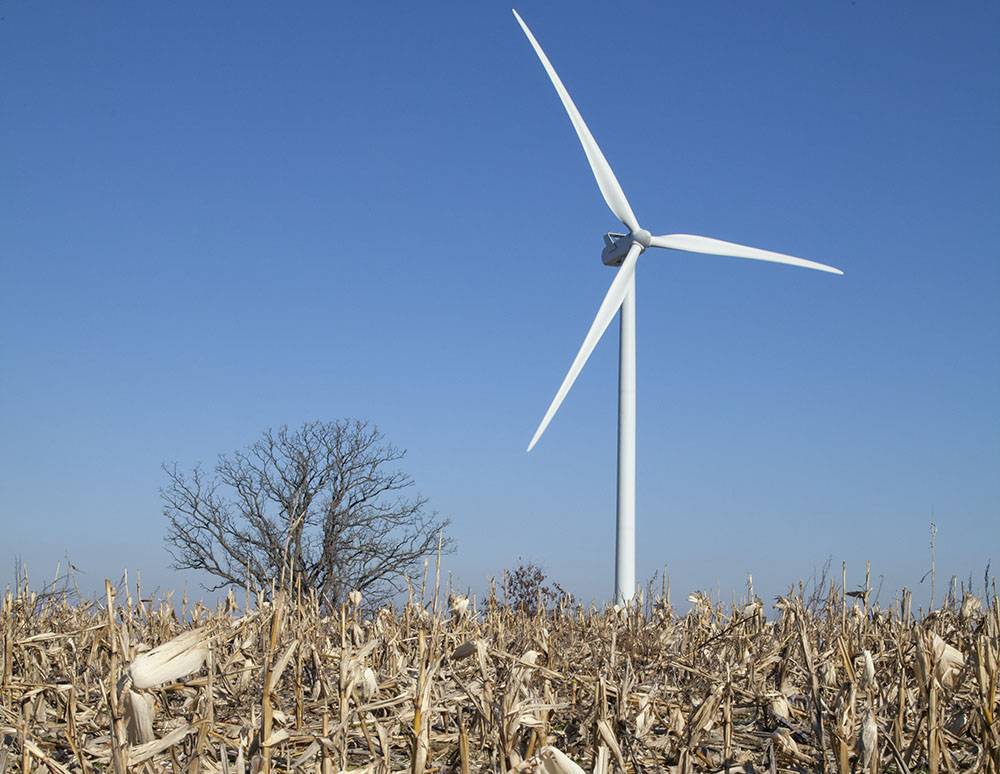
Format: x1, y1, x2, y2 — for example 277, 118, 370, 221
2, 575, 998, 774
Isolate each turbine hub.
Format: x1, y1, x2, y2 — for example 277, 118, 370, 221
602, 230, 650, 266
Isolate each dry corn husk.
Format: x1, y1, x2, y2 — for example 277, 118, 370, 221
856, 709, 877, 771
451, 594, 470, 619
361, 666, 378, 700
635, 694, 654, 739
123, 689, 155, 744
539, 746, 585, 774
862, 649, 876, 689
596, 719, 627, 772
772, 727, 799, 756
930, 632, 964, 690
511, 746, 586, 774
821, 659, 838, 686
961, 592, 981, 621
128, 628, 208, 690
669, 703, 686, 736
770, 694, 790, 722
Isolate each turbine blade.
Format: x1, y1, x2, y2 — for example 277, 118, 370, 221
513, 10, 640, 233
527, 242, 643, 452
649, 233, 843, 275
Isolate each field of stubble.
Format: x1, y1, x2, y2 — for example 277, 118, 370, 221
2, 574, 997, 774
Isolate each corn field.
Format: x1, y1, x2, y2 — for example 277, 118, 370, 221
1, 570, 998, 774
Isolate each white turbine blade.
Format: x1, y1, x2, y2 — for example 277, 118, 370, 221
528, 242, 643, 452
513, 9, 640, 234
649, 233, 843, 275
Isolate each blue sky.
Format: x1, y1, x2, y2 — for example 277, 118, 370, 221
2, 2, 997, 610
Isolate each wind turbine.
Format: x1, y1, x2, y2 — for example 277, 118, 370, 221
513, 10, 843, 605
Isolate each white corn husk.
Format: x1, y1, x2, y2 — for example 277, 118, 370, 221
930, 632, 964, 690
513, 649, 539, 689
123, 689, 156, 744
270, 709, 289, 726
856, 709, 878, 770
596, 719, 627, 772
669, 704, 686, 736
772, 728, 799, 756
537, 746, 586, 774
862, 649, 876, 689
821, 659, 838, 687
635, 694, 654, 739
348, 590, 363, 609
361, 666, 378, 700
450, 595, 470, 619
770, 694, 791, 722
961, 592, 982, 622
128, 629, 208, 690
511, 746, 586, 774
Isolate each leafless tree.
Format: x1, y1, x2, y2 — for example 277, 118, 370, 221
162, 420, 452, 609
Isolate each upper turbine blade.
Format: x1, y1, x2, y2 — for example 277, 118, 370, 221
648, 233, 843, 275
513, 10, 640, 234
527, 242, 644, 452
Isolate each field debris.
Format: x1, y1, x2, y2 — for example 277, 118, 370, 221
1, 575, 999, 773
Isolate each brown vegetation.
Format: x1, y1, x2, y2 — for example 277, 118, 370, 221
1, 569, 998, 773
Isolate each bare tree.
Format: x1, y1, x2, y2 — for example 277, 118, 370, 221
162, 420, 451, 609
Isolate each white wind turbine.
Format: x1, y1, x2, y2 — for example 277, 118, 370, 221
514, 10, 843, 604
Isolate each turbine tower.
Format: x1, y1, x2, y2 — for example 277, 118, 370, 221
514, 11, 843, 604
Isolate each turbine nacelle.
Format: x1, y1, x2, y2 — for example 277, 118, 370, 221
602, 229, 652, 266
601, 233, 630, 266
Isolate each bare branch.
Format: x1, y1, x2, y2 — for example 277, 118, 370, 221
161, 420, 453, 609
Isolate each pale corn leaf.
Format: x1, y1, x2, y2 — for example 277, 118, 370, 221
269, 640, 298, 690
262, 728, 289, 748
451, 640, 478, 661
129, 724, 195, 765
595, 719, 627, 772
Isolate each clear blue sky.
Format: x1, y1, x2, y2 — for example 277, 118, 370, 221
2, 2, 997, 610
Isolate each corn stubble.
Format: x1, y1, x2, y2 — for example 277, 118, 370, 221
1, 579, 998, 773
